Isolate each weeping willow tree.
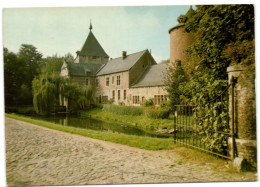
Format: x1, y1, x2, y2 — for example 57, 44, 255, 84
33, 74, 93, 114
61, 83, 93, 113
32, 74, 65, 115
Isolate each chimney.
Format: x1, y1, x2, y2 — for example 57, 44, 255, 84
122, 51, 127, 59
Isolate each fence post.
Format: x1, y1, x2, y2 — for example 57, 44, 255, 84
173, 106, 177, 143
227, 65, 256, 171
230, 76, 236, 160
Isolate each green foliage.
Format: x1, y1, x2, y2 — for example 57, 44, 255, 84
160, 100, 171, 109
4, 45, 43, 106
103, 104, 144, 116
40, 56, 63, 76
143, 98, 154, 107
118, 102, 125, 106
82, 108, 175, 131
144, 107, 170, 119
168, 5, 254, 154
164, 60, 187, 107
63, 52, 74, 63
18, 44, 43, 88
108, 98, 114, 104
183, 5, 254, 81
61, 83, 93, 113
32, 74, 63, 115
193, 103, 229, 153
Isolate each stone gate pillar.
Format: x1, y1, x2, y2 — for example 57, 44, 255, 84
227, 65, 256, 171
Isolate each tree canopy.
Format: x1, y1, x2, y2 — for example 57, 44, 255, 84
173, 5, 255, 104
4, 45, 43, 105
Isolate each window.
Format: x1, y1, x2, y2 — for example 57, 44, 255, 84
112, 90, 115, 100
117, 76, 120, 85
124, 90, 127, 100
86, 78, 89, 86
142, 96, 145, 103
92, 56, 97, 59
112, 76, 114, 84
95, 79, 99, 87
133, 96, 140, 104
106, 77, 109, 86
102, 96, 108, 103
154, 95, 158, 105
118, 90, 121, 100
154, 95, 167, 105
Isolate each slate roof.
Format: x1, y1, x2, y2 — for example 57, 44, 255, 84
67, 62, 102, 77
79, 31, 109, 58
131, 63, 169, 88
96, 50, 147, 76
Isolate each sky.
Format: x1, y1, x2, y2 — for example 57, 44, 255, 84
3, 6, 192, 63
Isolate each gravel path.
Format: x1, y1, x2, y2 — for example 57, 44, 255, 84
5, 117, 257, 186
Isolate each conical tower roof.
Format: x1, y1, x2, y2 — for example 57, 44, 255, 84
79, 27, 109, 58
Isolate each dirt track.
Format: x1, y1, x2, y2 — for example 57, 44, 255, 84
5, 117, 257, 186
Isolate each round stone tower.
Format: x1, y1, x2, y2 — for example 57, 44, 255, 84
168, 23, 194, 64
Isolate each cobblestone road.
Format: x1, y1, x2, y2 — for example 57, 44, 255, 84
5, 117, 257, 186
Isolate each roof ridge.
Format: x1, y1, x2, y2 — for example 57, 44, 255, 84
108, 49, 147, 62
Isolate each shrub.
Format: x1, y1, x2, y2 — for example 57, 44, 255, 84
143, 98, 154, 107
103, 104, 144, 116
108, 98, 114, 104
91, 103, 103, 109
119, 102, 125, 106
160, 101, 170, 108
144, 107, 170, 119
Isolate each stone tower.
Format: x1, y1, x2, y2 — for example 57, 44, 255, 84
74, 21, 109, 64
168, 6, 194, 64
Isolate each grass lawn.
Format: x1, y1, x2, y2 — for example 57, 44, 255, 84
80, 108, 175, 132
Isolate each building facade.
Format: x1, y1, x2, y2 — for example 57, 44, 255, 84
60, 23, 169, 107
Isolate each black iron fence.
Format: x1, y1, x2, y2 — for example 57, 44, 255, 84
173, 83, 235, 160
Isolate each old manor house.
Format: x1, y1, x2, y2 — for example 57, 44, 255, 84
60, 16, 193, 106
60, 23, 169, 106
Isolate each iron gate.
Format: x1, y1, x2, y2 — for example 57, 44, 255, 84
172, 81, 236, 160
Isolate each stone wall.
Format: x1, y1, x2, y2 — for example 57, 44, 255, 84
227, 65, 256, 171
129, 86, 168, 106
95, 71, 130, 105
